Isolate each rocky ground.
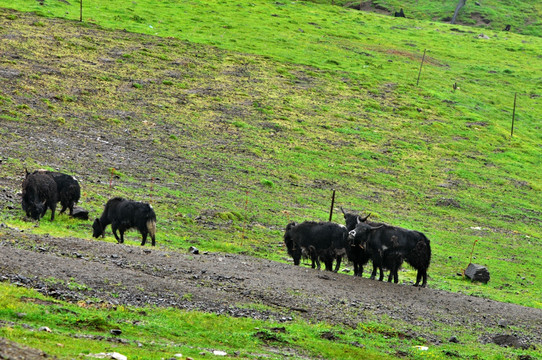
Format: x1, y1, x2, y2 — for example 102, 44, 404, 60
0, 224, 541, 358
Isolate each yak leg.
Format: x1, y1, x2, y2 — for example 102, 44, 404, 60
415, 269, 427, 287
111, 224, 121, 243
324, 257, 333, 271
48, 202, 56, 221
369, 264, 378, 280
141, 231, 147, 246
333, 255, 342, 273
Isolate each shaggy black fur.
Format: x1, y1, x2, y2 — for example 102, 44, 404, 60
21, 171, 58, 221
92, 197, 157, 246
283, 221, 348, 272
348, 222, 431, 287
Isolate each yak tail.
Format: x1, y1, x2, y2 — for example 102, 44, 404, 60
147, 219, 157, 239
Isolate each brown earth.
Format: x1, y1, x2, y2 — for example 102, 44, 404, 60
0, 224, 541, 358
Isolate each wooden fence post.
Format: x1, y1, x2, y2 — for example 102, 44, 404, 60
328, 189, 336, 222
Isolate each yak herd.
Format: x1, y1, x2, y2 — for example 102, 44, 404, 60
20, 169, 430, 286
21, 169, 156, 246
284, 209, 432, 287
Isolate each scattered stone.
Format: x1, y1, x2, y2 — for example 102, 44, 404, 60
448, 335, 460, 343
38, 326, 51, 332
213, 350, 227, 356
87, 352, 127, 360
475, 1, 481, 5
477, 34, 490, 39
173, 354, 183, 359
498, 319, 508, 327
189, 246, 199, 254
71, 206, 89, 220
110, 329, 122, 335
465, 263, 490, 283
490, 334, 529, 349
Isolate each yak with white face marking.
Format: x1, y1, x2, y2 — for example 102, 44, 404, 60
348, 220, 431, 287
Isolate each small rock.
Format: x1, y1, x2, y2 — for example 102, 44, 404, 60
110, 329, 122, 335
213, 350, 227, 356
71, 206, 89, 220
477, 33, 490, 39
173, 354, 183, 359
465, 263, 490, 283
189, 246, 199, 254
39, 326, 52, 332
498, 319, 508, 327
448, 336, 460, 343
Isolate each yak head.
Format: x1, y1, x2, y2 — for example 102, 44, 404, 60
21, 184, 45, 220
92, 218, 105, 238
340, 207, 370, 231
348, 222, 382, 249
23, 199, 45, 220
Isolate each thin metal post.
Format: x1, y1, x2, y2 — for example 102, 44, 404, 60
511, 92, 517, 138
416, 49, 426, 86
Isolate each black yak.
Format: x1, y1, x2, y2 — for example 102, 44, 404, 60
284, 221, 348, 272
21, 171, 58, 221
26, 169, 81, 216
92, 197, 157, 246
348, 220, 431, 287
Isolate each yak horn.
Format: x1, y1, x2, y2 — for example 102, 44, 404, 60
360, 213, 371, 222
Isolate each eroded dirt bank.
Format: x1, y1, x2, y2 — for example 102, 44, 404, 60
1, 226, 540, 353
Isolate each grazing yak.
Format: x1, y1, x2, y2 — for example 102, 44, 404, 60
26, 169, 81, 216
92, 197, 157, 246
348, 220, 431, 287
21, 171, 58, 221
284, 221, 348, 272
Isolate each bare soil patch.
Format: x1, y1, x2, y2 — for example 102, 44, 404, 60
0, 226, 541, 358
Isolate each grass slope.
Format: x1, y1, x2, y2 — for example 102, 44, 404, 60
323, 0, 542, 37
0, 2, 540, 358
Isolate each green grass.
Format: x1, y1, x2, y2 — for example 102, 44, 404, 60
0, 1, 541, 358
0, 283, 403, 359
2, 282, 540, 359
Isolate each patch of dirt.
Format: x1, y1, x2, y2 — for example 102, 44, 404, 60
0, 226, 541, 356
0, 337, 54, 359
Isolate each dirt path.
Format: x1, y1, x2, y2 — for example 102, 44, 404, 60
1, 226, 541, 353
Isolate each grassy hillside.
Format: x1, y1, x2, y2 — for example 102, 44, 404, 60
1, 0, 540, 303
0, 1, 541, 358
322, 0, 542, 37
